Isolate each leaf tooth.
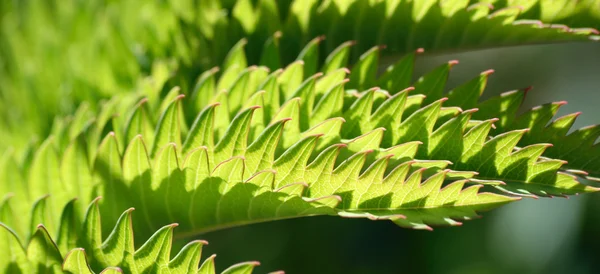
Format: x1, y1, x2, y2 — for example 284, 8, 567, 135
100, 207, 135, 267
227, 67, 256, 115
27, 224, 62, 269
221, 261, 260, 274
167, 239, 208, 272
62, 248, 93, 274
198, 254, 217, 274
341, 87, 377, 137
397, 167, 427, 193
133, 223, 179, 272
348, 45, 381, 90
565, 124, 600, 148
302, 195, 342, 208
338, 211, 405, 221
315, 69, 349, 100
245, 169, 276, 189
312, 79, 347, 125
307, 143, 347, 173
371, 87, 412, 136
222, 38, 247, 73
377, 44, 418, 93
124, 98, 153, 148
0, 222, 28, 273
245, 118, 291, 176
383, 161, 415, 187
303, 117, 345, 151
214, 106, 260, 165
278, 61, 305, 99
273, 135, 322, 189
271, 97, 302, 149
460, 184, 521, 207
81, 196, 105, 263
305, 144, 348, 198
274, 182, 308, 196
56, 199, 78, 255
331, 151, 373, 208
151, 94, 184, 157
414, 60, 453, 105
212, 156, 245, 184
544, 111, 580, 138
189, 67, 219, 114
183, 103, 219, 155
351, 155, 393, 208
183, 146, 211, 191
322, 40, 355, 74
344, 127, 385, 155
288, 72, 323, 124
395, 98, 446, 151
417, 170, 450, 204
359, 154, 392, 183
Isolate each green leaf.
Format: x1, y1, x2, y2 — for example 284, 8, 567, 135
152, 95, 184, 157
27, 225, 62, 273
63, 249, 93, 274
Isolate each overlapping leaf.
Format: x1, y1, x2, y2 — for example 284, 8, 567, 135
334, 44, 600, 181
4, 45, 597, 248
0, 199, 264, 273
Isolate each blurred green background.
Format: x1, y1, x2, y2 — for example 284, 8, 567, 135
191, 43, 600, 274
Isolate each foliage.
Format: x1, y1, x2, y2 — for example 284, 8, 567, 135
1, 0, 598, 151
0, 0, 599, 273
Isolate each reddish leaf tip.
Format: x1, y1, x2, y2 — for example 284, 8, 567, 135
334, 143, 348, 149
138, 98, 149, 105
193, 239, 209, 245
589, 28, 600, 34
311, 72, 324, 79
402, 86, 415, 93
482, 69, 495, 76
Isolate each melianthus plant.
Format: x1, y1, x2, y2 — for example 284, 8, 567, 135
0, 0, 600, 273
